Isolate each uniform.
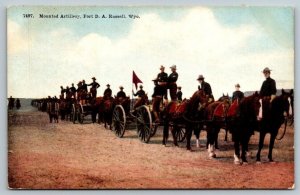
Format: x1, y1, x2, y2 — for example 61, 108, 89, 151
133, 89, 145, 97
232, 91, 244, 102
259, 77, 277, 97
104, 88, 112, 99
177, 90, 182, 101
117, 91, 126, 98
157, 72, 168, 99
152, 83, 165, 122
198, 82, 214, 99
168, 72, 178, 101
88, 81, 100, 98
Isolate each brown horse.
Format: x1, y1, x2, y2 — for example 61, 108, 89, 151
227, 92, 260, 164
162, 90, 208, 150
256, 89, 290, 163
98, 97, 115, 129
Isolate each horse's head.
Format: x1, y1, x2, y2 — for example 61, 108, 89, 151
186, 90, 208, 117
240, 91, 261, 119
218, 93, 230, 108
273, 89, 290, 117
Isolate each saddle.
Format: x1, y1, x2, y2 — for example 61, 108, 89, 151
227, 99, 239, 118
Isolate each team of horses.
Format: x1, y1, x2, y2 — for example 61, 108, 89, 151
31, 88, 292, 164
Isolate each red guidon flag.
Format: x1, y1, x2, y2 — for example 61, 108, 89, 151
132, 71, 143, 90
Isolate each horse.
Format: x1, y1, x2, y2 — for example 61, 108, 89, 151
98, 97, 115, 129
47, 100, 60, 123
162, 89, 208, 150
256, 89, 290, 163
226, 92, 260, 164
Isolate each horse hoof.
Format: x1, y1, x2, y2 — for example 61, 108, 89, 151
256, 161, 262, 165
234, 161, 241, 165
269, 159, 276, 164
242, 161, 248, 165
187, 147, 191, 151
209, 153, 216, 158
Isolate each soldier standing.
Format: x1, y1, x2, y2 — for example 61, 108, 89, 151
88, 77, 100, 98
157, 65, 168, 102
132, 85, 146, 109
60, 86, 65, 99
168, 65, 178, 101
116, 86, 126, 99
151, 78, 164, 123
70, 83, 76, 99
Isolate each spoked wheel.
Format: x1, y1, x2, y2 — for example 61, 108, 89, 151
276, 117, 288, 140
176, 126, 186, 142
72, 104, 77, 124
112, 105, 126, 138
150, 123, 158, 137
136, 105, 152, 143
78, 104, 84, 124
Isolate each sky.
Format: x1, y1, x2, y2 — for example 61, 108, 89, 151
7, 6, 294, 99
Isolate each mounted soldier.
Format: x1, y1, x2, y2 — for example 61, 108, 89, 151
197, 74, 214, 103
103, 84, 113, 100
116, 86, 126, 100
132, 85, 146, 110
88, 77, 100, 98
168, 65, 178, 101
60, 86, 65, 99
176, 86, 183, 102
70, 83, 76, 99
232, 83, 244, 102
258, 67, 277, 120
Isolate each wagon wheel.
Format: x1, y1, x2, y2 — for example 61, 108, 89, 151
276, 117, 288, 140
72, 104, 77, 124
176, 127, 186, 142
136, 105, 152, 143
150, 123, 158, 137
112, 105, 126, 138
78, 104, 84, 124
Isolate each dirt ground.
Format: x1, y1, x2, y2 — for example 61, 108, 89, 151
8, 107, 294, 189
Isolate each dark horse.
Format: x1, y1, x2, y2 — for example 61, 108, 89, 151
256, 89, 290, 163
227, 92, 260, 164
162, 90, 208, 150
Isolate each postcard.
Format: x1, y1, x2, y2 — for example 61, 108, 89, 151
7, 6, 294, 189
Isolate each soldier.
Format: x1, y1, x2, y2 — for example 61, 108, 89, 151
116, 86, 126, 99
88, 77, 100, 98
232, 83, 244, 102
168, 65, 178, 101
156, 65, 168, 101
76, 81, 83, 100
65, 86, 71, 100
197, 74, 214, 102
259, 67, 277, 100
152, 78, 165, 123
132, 85, 146, 109
16, 98, 21, 109
103, 84, 112, 100
81, 80, 88, 93
259, 67, 277, 119
176, 86, 183, 102
70, 83, 76, 99
60, 86, 65, 99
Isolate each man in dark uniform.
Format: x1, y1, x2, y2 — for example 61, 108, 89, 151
197, 74, 214, 102
168, 65, 178, 101
116, 86, 126, 99
259, 67, 277, 119
152, 78, 164, 123
60, 86, 65, 99
70, 83, 76, 99
156, 65, 168, 102
76, 81, 82, 100
88, 77, 100, 98
232, 83, 244, 102
81, 80, 88, 93
132, 85, 146, 109
176, 86, 183, 102
65, 86, 71, 100
259, 67, 277, 99
103, 84, 112, 100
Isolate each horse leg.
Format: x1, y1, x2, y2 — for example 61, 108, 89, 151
186, 124, 192, 150
256, 131, 266, 162
207, 127, 216, 158
162, 120, 169, 145
194, 126, 201, 148
241, 134, 248, 163
268, 132, 276, 162
214, 128, 220, 149
172, 125, 179, 147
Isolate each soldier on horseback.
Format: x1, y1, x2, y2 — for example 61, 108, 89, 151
70, 83, 76, 99
88, 77, 100, 98
232, 83, 244, 102
60, 86, 65, 99
116, 86, 126, 99
197, 74, 214, 103
176, 86, 182, 102
103, 84, 112, 100
132, 85, 146, 110
258, 67, 277, 120
168, 65, 178, 101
